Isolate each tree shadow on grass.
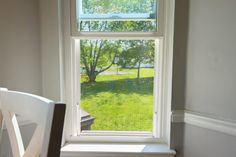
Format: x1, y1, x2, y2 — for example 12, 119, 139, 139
81, 77, 154, 99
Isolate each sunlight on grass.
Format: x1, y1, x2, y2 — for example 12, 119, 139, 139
81, 67, 154, 131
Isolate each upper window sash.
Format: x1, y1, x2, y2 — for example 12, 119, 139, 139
70, 0, 164, 37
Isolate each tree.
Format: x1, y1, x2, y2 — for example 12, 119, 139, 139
118, 40, 155, 81
81, 40, 122, 82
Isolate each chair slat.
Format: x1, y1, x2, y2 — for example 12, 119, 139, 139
2, 111, 25, 157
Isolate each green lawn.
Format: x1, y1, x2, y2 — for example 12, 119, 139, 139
80, 67, 154, 131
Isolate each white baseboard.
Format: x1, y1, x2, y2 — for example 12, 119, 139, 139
171, 110, 236, 137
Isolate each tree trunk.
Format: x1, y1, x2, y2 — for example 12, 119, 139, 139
88, 73, 97, 82
137, 61, 141, 83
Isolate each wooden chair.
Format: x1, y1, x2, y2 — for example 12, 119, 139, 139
0, 88, 66, 157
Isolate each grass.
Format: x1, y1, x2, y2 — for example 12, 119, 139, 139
80, 67, 154, 131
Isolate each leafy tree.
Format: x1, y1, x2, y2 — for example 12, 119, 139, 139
81, 39, 122, 82
118, 40, 155, 81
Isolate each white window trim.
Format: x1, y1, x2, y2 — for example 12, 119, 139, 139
63, 0, 175, 145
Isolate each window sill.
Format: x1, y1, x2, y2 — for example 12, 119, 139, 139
61, 143, 176, 157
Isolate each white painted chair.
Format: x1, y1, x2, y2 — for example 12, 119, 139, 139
0, 88, 66, 157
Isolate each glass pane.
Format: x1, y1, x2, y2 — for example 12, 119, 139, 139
76, 0, 158, 32
79, 39, 159, 132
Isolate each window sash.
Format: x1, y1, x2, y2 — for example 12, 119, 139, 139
70, 37, 163, 141
70, 0, 164, 36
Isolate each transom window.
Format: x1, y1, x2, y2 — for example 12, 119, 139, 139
68, 0, 172, 142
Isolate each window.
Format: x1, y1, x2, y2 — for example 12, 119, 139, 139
67, 0, 174, 143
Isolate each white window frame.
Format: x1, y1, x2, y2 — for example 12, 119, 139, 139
63, 0, 175, 144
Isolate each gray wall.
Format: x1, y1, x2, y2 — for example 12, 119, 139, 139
183, 124, 236, 157
0, 0, 42, 95
185, 0, 236, 120
170, 0, 189, 156
39, 0, 61, 101
175, 0, 236, 156
0, 0, 62, 100
172, 0, 189, 111
170, 123, 184, 157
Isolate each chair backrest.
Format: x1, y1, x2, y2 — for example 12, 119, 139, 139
0, 88, 66, 157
